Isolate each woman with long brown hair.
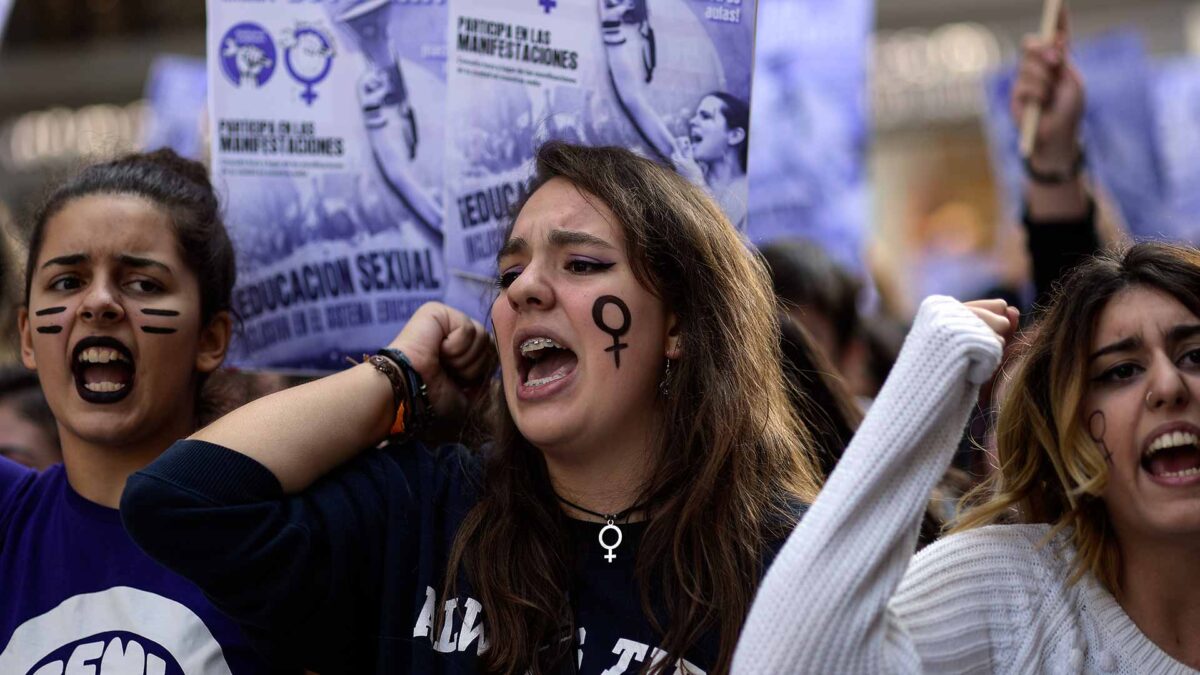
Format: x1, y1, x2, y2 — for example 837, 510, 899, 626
733, 243, 1200, 673
121, 141, 821, 675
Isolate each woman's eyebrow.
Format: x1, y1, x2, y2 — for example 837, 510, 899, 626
1166, 324, 1200, 346
497, 237, 528, 261
548, 229, 614, 250
118, 254, 174, 276
1089, 336, 1139, 363
41, 253, 87, 270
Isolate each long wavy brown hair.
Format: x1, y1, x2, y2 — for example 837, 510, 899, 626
443, 142, 822, 674
956, 242, 1200, 591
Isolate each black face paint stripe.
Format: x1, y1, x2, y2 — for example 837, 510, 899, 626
36, 326, 63, 334
592, 295, 631, 368
34, 307, 67, 316
141, 308, 180, 317
141, 326, 178, 334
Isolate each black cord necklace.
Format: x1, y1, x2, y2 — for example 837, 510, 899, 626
556, 495, 648, 564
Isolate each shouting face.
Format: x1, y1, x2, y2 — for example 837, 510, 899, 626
1085, 286, 1200, 543
492, 178, 676, 459
688, 95, 742, 165
20, 194, 228, 450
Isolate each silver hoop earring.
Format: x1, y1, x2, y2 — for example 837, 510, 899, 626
659, 359, 673, 396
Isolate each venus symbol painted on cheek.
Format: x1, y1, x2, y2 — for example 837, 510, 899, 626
1088, 410, 1113, 465
140, 308, 180, 335
34, 307, 67, 334
592, 295, 631, 368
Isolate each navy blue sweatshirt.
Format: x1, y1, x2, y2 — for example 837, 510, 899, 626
121, 440, 787, 674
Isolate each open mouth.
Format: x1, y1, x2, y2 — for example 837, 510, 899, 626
518, 336, 578, 390
71, 336, 135, 404
1142, 428, 1200, 479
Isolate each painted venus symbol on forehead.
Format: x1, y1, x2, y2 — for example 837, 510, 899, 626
593, 295, 631, 368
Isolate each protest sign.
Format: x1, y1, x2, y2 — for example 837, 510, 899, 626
442, 0, 758, 318
1151, 57, 1200, 242
208, 0, 448, 370
984, 31, 1170, 241
746, 0, 872, 275
142, 55, 208, 161
0, 0, 12, 46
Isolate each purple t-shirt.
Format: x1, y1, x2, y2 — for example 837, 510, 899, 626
0, 457, 286, 674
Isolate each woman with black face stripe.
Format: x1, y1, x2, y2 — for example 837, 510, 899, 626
0, 150, 293, 673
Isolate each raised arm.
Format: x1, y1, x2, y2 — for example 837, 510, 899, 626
359, 66, 445, 244
120, 302, 492, 667
732, 297, 1010, 674
1011, 7, 1088, 223
191, 302, 492, 492
1010, 10, 1105, 310
600, 0, 675, 162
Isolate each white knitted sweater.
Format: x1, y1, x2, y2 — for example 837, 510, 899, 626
733, 296, 1198, 675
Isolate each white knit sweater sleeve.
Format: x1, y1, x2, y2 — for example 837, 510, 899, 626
732, 296, 1004, 675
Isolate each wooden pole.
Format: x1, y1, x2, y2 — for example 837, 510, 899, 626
1018, 0, 1064, 158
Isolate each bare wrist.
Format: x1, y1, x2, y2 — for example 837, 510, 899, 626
1029, 138, 1082, 174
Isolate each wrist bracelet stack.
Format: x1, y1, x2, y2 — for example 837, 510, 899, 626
361, 348, 434, 437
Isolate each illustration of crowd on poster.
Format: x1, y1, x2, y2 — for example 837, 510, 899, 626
208, 0, 449, 370
206, 0, 868, 371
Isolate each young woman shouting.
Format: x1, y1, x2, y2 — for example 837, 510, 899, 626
733, 244, 1200, 673
122, 142, 822, 675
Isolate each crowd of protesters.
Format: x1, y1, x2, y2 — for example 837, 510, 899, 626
0, 11, 1197, 675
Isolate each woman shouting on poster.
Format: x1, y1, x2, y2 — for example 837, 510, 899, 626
600, 0, 750, 230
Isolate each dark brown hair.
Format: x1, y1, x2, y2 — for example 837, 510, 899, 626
445, 142, 821, 674
776, 313, 862, 476
760, 238, 862, 357
957, 242, 1200, 591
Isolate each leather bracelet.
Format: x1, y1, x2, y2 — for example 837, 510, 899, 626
376, 348, 433, 435
1023, 147, 1085, 185
363, 354, 408, 435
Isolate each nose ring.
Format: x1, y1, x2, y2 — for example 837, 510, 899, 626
1146, 389, 1155, 408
